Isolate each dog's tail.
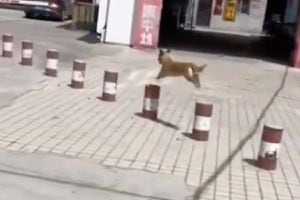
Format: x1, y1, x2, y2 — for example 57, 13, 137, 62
196, 64, 207, 72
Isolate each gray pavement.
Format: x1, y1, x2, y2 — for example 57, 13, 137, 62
0, 9, 122, 108
0, 150, 192, 200
1, 8, 300, 200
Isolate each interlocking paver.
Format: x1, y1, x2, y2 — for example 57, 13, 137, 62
0, 48, 300, 199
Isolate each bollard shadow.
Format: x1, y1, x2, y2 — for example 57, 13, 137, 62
182, 132, 195, 140
18, 62, 28, 66
67, 84, 84, 89
243, 158, 257, 168
43, 73, 57, 78
135, 113, 179, 130
18, 62, 32, 66
97, 96, 104, 101
96, 96, 114, 102
182, 132, 209, 142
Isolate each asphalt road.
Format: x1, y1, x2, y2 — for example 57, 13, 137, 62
0, 9, 123, 66
0, 8, 123, 108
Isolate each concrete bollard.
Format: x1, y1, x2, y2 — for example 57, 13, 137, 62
257, 125, 283, 171
21, 40, 33, 66
45, 49, 59, 77
71, 60, 86, 89
192, 102, 213, 141
2, 34, 13, 58
102, 71, 118, 101
142, 84, 160, 120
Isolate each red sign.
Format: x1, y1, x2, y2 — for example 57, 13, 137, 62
213, 0, 223, 15
132, 0, 162, 50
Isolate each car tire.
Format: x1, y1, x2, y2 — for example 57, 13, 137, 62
25, 12, 32, 19
59, 10, 66, 21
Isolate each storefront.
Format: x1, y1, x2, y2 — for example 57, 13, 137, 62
96, 0, 300, 67
97, 0, 269, 46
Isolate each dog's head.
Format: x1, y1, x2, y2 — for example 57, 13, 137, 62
158, 49, 172, 64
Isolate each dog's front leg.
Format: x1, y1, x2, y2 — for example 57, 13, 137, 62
191, 73, 201, 88
156, 71, 165, 79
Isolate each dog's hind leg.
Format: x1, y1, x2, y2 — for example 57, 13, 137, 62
193, 72, 201, 88
184, 73, 201, 88
184, 74, 200, 88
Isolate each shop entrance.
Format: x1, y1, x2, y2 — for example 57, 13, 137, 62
158, 0, 297, 65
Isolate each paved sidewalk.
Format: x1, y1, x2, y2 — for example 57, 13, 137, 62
0, 57, 44, 108
0, 46, 300, 200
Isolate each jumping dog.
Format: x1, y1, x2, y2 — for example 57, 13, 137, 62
156, 49, 207, 88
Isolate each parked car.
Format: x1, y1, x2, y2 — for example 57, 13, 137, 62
24, 0, 73, 21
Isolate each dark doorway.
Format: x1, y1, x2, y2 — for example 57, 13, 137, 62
158, 0, 183, 43
158, 0, 296, 66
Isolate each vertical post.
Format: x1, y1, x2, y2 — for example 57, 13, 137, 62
45, 49, 59, 77
71, 60, 86, 89
257, 125, 283, 170
192, 102, 213, 141
2, 34, 13, 58
102, 71, 118, 101
142, 84, 160, 120
21, 40, 33, 66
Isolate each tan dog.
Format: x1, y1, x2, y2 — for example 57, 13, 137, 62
156, 49, 207, 88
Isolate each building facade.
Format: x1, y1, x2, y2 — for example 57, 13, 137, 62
96, 0, 300, 67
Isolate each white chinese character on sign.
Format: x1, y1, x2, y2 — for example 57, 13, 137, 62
139, 4, 156, 46
143, 4, 156, 19
140, 32, 153, 45
141, 4, 156, 32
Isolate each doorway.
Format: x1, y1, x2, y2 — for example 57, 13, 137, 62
195, 0, 213, 26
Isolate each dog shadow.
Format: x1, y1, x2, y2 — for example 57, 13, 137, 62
96, 96, 115, 102
97, 96, 105, 101
135, 113, 179, 130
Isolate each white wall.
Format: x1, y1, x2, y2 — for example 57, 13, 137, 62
105, 0, 136, 45
96, 0, 109, 42
209, 0, 268, 34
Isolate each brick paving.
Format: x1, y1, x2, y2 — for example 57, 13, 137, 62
0, 49, 300, 199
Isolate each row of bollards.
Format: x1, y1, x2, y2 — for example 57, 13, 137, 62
1, 34, 119, 102
142, 85, 283, 171
2, 34, 34, 66
1, 34, 283, 171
